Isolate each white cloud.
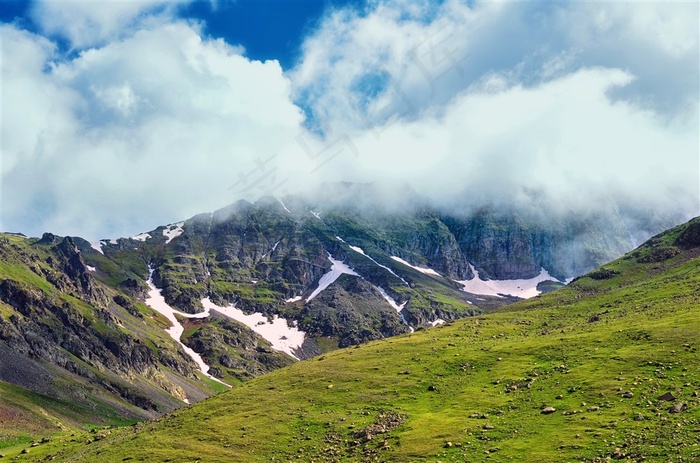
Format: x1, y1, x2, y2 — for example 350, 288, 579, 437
283, 0, 698, 213
291, 1, 698, 131
30, 0, 190, 49
1, 22, 303, 239
1, 0, 697, 239
282, 67, 697, 213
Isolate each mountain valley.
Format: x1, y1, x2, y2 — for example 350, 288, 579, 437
0, 192, 695, 461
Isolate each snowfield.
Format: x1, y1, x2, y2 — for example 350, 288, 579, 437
201, 298, 306, 360
306, 254, 359, 302
163, 222, 185, 244
146, 267, 305, 375
390, 256, 441, 277
132, 232, 151, 242
144, 269, 228, 389
457, 264, 562, 299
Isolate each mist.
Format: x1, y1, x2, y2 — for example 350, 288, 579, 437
1, 1, 697, 241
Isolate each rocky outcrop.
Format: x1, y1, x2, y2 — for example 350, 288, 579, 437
0, 279, 159, 379
50, 236, 109, 306
675, 219, 700, 248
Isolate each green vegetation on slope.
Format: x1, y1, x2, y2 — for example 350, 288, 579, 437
13, 218, 700, 462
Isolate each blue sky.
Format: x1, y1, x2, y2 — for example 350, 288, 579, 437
1, 1, 698, 239
0, 0, 360, 67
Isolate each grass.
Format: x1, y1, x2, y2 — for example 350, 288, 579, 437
15, 223, 700, 462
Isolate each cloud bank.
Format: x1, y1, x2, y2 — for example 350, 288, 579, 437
1, 0, 698, 239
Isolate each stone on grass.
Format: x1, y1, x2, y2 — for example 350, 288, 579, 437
669, 403, 687, 414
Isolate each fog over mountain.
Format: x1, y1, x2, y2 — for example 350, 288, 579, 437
1, 1, 697, 240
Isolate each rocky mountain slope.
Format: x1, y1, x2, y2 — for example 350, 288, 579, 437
76, 191, 678, 354
0, 232, 289, 442
11, 216, 700, 462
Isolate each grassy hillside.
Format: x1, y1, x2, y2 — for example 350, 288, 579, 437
7, 218, 700, 462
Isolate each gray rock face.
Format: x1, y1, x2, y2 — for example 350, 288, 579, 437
0, 237, 202, 418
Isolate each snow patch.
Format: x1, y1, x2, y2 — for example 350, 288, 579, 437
390, 256, 441, 277
348, 245, 364, 255
431, 319, 446, 327
335, 236, 345, 242
201, 298, 306, 360
376, 286, 405, 312
86, 265, 96, 272
278, 198, 291, 213
271, 241, 280, 252
286, 296, 303, 303
306, 254, 359, 302
132, 232, 151, 242
163, 222, 185, 244
90, 242, 104, 254
344, 242, 408, 285
144, 268, 229, 388
310, 210, 322, 220
377, 286, 413, 331
457, 264, 562, 299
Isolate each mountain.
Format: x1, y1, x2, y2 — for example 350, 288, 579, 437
0, 191, 685, 449
9, 215, 700, 462
76, 192, 678, 354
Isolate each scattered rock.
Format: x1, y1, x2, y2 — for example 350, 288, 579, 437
444, 441, 453, 448
353, 411, 407, 442
327, 384, 334, 389
634, 414, 644, 422
658, 392, 676, 402
555, 395, 563, 400
483, 424, 495, 430
428, 385, 437, 391
541, 407, 556, 414
587, 406, 600, 412
588, 268, 619, 280
611, 447, 626, 459
621, 392, 634, 398
669, 403, 687, 414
